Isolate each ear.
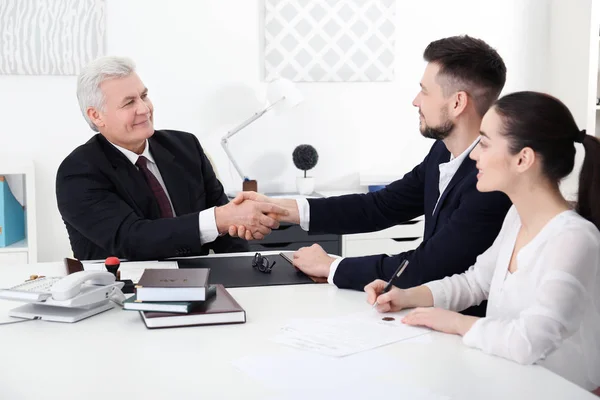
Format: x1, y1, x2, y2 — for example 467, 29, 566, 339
86, 107, 105, 129
450, 91, 468, 117
515, 147, 536, 172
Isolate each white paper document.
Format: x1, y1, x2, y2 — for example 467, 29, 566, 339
272, 310, 431, 357
83, 260, 178, 283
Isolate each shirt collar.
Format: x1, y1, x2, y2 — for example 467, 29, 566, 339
440, 137, 480, 171
109, 139, 155, 166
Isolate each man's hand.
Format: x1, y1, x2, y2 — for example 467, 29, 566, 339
292, 244, 336, 278
215, 199, 288, 240
230, 191, 270, 205
227, 192, 300, 240
401, 307, 478, 336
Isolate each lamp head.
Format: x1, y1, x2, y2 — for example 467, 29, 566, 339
266, 78, 303, 113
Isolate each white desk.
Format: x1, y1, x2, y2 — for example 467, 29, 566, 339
0, 259, 595, 400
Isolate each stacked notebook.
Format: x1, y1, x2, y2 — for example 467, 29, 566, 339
125, 268, 246, 329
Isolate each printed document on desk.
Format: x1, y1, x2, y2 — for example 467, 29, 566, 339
272, 310, 430, 357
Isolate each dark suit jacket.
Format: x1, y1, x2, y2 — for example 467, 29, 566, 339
56, 130, 248, 260
308, 140, 511, 312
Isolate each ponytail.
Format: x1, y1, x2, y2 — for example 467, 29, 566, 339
577, 135, 600, 230
493, 92, 600, 230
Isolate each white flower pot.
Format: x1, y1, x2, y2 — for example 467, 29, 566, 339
296, 177, 315, 195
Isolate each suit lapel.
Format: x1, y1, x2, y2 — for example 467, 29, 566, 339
429, 154, 476, 233
149, 138, 192, 215
425, 150, 446, 219
98, 135, 161, 218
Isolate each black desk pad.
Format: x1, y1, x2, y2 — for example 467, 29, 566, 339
176, 254, 315, 288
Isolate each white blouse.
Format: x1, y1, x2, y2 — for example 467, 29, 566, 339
425, 206, 600, 390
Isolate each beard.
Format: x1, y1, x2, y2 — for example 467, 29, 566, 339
419, 111, 454, 140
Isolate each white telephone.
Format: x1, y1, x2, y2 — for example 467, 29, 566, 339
0, 271, 125, 323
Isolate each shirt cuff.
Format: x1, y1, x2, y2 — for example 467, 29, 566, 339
296, 198, 310, 231
462, 317, 485, 349
328, 257, 345, 285
423, 280, 449, 309
198, 207, 219, 246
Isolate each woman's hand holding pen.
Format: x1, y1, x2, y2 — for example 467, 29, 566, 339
365, 281, 477, 336
364, 280, 412, 313
364, 281, 435, 313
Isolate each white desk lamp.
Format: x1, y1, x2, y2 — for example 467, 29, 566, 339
221, 78, 303, 192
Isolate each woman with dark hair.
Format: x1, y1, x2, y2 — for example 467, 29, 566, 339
365, 91, 600, 393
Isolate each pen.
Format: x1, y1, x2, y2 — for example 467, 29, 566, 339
372, 259, 409, 309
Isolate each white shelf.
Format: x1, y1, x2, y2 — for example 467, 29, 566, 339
0, 158, 34, 175
0, 239, 28, 253
0, 157, 36, 265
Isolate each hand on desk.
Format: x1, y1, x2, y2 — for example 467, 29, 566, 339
365, 280, 478, 335
215, 198, 289, 241
227, 192, 301, 240
401, 307, 478, 336
292, 244, 336, 279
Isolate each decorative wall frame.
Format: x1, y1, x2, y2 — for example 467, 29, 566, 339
0, 0, 105, 75
265, 0, 396, 82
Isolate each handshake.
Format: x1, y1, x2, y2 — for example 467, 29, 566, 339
214, 192, 300, 240
215, 191, 337, 279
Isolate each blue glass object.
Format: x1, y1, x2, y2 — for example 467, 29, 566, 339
0, 178, 25, 247
368, 185, 386, 192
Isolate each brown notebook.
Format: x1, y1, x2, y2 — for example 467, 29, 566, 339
136, 268, 210, 301
139, 284, 246, 329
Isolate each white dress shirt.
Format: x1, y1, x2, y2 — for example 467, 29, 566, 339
433, 138, 478, 213
110, 140, 219, 246
296, 138, 480, 284
425, 206, 600, 390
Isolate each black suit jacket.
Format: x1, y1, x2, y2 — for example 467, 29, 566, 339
56, 130, 248, 260
309, 140, 511, 298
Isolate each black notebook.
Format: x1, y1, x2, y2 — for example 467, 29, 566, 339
177, 253, 316, 288
140, 285, 245, 329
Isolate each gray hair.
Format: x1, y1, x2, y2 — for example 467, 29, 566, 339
77, 56, 136, 131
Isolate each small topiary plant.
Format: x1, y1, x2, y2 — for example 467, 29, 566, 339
292, 144, 319, 178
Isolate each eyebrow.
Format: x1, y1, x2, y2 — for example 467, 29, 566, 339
122, 88, 148, 103
479, 130, 489, 138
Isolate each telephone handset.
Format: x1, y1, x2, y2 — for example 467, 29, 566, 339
44, 270, 125, 308
51, 271, 117, 301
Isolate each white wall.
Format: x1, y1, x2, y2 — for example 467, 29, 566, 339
359, 0, 551, 177
0, 0, 556, 262
548, 0, 593, 200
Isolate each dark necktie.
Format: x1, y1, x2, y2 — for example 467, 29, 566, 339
135, 156, 174, 218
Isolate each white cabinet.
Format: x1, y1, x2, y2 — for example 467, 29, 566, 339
0, 158, 37, 267
342, 219, 424, 257
317, 190, 425, 258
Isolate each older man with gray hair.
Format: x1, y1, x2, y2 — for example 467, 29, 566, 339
56, 56, 286, 260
